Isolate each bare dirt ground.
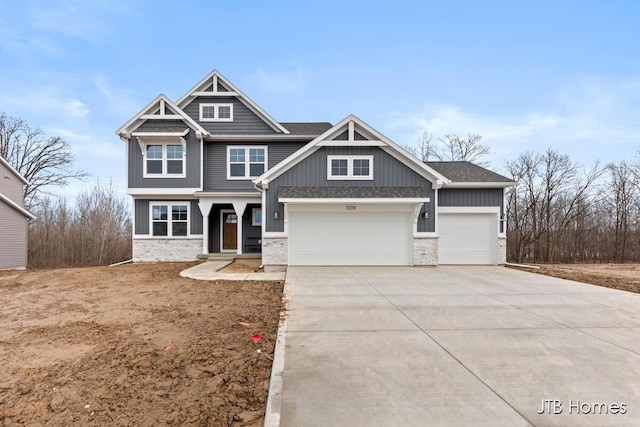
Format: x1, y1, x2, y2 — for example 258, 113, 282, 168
508, 263, 640, 294
219, 260, 263, 274
0, 262, 284, 426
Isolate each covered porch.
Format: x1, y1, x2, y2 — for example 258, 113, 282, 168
197, 192, 262, 256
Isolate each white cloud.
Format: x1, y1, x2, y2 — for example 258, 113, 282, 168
94, 74, 140, 115
250, 64, 307, 92
384, 78, 640, 167
0, 87, 89, 119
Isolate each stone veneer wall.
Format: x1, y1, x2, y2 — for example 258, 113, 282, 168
133, 238, 203, 262
262, 237, 288, 270
413, 237, 438, 266
498, 237, 507, 265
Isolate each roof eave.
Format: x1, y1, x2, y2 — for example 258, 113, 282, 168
443, 181, 516, 189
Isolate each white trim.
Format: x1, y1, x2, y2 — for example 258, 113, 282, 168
0, 156, 29, 185
444, 182, 515, 188
132, 235, 202, 240
194, 191, 261, 198
220, 209, 237, 252
175, 70, 290, 134
438, 206, 500, 214
317, 140, 385, 147
263, 231, 287, 238
199, 103, 234, 122
191, 91, 238, 97
140, 139, 187, 179
327, 155, 374, 180
149, 201, 190, 237
128, 188, 200, 196
138, 114, 183, 120
253, 115, 450, 188
206, 134, 317, 141
116, 94, 207, 137
414, 232, 438, 238
132, 129, 189, 137
0, 192, 36, 219
226, 146, 268, 180
279, 197, 430, 204
252, 207, 262, 226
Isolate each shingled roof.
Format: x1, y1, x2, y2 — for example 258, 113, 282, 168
280, 122, 333, 135
426, 161, 514, 183
278, 186, 430, 199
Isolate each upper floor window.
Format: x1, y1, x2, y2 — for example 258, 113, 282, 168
227, 146, 268, 179
144, 142, 185, 178
200, 103, 233, 122
327, 155, 373, 180
150, 203, 189, 237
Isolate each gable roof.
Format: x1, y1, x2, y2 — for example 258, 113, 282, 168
426, 161, 516, 188
253, 114, 450, 188
175, 70, 290, 134
116, 94, 207, 138
279, 186, 430, 199
0, 192, 36, 219
0, 155, 29, 185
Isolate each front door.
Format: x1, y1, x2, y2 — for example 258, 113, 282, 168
221, 210, 238, 251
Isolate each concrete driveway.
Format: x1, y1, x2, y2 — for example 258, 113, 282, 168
266, 266, 640, 427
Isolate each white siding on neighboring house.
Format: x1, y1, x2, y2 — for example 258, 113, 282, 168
0, 199, 28, 269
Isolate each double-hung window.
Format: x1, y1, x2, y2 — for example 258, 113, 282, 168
200, 103, 233, 122
143, 142, 185, 178
327, 155, 374, 180
151, 203, 189, 237
227, 146, 268, 179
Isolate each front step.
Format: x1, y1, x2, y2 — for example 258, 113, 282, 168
198, 253, 262, 261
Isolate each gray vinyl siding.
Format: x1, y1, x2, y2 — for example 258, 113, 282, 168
0, 202, 28, 269
204, 141, 307, 191
128, 130, 201, 189
0, 162, 23, 203
265, 146, 435, 232
183, 97, 277, 134
134, 199, 202, 236
439, 188, 505, 232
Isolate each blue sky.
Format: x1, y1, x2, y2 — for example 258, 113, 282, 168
1, 0, 639, 197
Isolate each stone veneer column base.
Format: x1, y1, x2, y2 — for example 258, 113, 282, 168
498, 237, 507, 265
413, 237, 438, 266
133, 238, 203, 262
262, 237, 288, 271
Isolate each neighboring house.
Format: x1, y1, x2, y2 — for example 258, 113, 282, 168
117, 70, 515, 269
0, 156, 35, 270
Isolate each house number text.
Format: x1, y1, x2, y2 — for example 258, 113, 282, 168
345, 205, 356, 211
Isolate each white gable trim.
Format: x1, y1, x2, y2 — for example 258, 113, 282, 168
0, 156, 29, 185
175, 70, 290, 134
253, 115, 450, 188
0, 192, 35, 219
443, 181, 516, 189
116, 94, 207, 138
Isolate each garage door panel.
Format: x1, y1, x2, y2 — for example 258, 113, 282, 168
288, 208, 412, 266
439, 213, 496, 265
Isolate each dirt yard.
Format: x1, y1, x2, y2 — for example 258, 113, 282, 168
508, 263, 640, 294
0, 262, 284, 426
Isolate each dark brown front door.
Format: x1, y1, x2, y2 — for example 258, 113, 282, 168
222, 212, 237, 251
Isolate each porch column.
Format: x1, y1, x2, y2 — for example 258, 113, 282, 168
232, 201, 248, 255
198, 199, 214, 255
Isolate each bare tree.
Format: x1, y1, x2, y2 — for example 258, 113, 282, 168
403, 130, 491, 166
0, 112, 88, 208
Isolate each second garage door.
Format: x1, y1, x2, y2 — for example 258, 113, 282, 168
288, 205, 413, 266
439, 213, 496, 265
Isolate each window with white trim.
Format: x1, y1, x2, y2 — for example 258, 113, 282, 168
200, 103, 233, 122
327, 155, 374, 180
227, 146, 268, 179
150, 203, 189, 237
252, 208, 262, 226
143, 142, 185, 178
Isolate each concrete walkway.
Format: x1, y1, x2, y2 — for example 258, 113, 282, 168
179, 261, 286, 281
266, 266, 640, 426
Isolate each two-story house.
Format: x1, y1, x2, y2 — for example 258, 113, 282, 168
117, 70, 515, 270
0, 155, 35, 270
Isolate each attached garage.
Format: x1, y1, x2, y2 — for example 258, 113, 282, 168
287, 204, 414, 266
438, 211, 498, 265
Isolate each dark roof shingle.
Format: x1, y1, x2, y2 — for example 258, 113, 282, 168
425, 161, 514, 183
278, 186, 430, 199
280, 122, 332, 135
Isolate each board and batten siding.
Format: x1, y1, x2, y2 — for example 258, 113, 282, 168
0, 202, 28, 269
134, 199, 202, 236
128, 130, 201, 189
183, 96, 277, 134
265, 146, 435, 233
204, 141, 307, 191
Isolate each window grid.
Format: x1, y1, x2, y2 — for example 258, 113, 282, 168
227, 146, 267, 179
151, 203, 189, 237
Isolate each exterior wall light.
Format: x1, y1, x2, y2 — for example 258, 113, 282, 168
274, 211, 279, 220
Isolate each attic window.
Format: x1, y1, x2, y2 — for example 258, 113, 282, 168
327, 155, 373, 180
200, 103, 233, 122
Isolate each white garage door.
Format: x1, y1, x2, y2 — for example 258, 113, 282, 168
439, 213, 496, 265
288, 205, 413, 266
